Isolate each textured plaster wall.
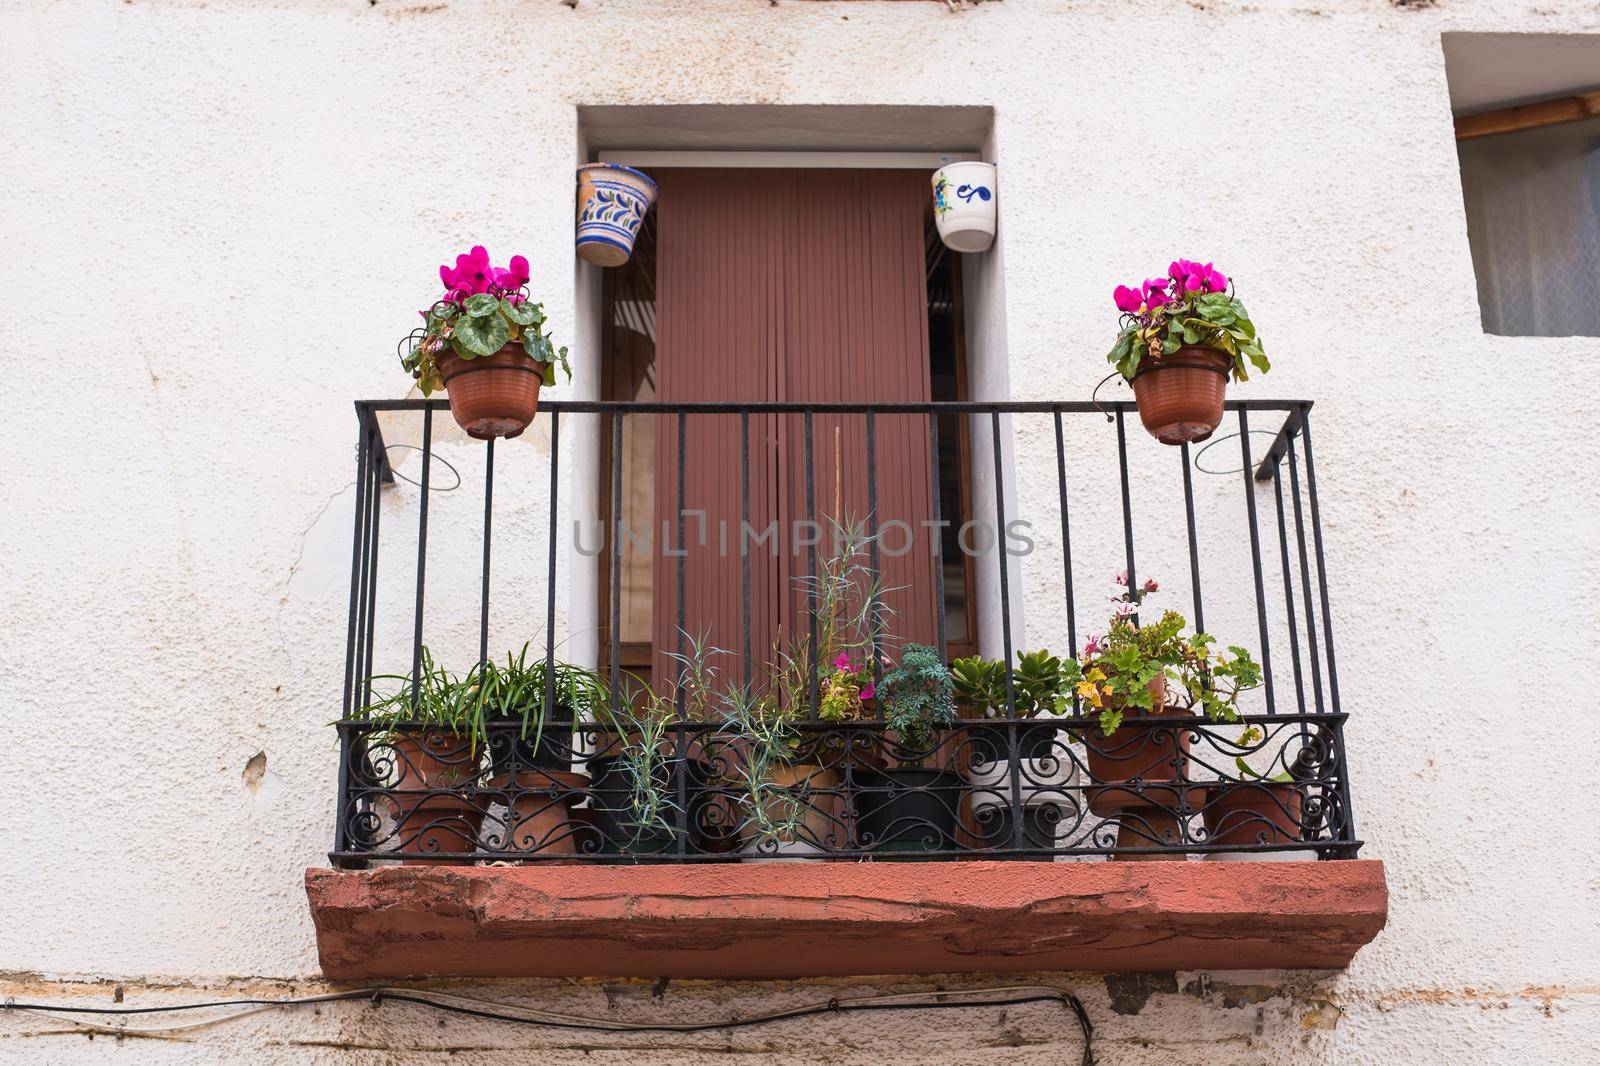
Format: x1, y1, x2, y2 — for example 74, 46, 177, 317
3, 0, 1600, 1063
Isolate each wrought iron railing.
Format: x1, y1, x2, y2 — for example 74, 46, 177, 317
332, 398, 1360, 864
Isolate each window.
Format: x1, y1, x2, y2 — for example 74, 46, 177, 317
1445, 33, 1600, 336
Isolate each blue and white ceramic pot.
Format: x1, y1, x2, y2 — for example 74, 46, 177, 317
931, 161, 997, 253
575, 163, 657, 267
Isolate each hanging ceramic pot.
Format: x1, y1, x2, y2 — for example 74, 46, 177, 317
931, 161, 997, 253
575, 163, 657, 267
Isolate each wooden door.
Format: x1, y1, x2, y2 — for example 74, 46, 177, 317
651, 168, 937, 694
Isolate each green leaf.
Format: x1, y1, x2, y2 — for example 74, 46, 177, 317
557, 345, 571, 381
1107, 330, 1133, 367
454, 311, 510, 356
502, 298, 543, 326
463, 293, 499, 318
1163, 336, 1182, 355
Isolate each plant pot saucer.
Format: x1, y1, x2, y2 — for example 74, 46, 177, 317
1088, 784, 1207, 818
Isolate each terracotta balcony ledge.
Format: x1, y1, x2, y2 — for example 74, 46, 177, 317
305, 860, 1386, 980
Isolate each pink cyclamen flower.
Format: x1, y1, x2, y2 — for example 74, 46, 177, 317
1083, 633, 1103, 656
1141, 278, 1170, 307
1113, 601, 1137, 618
1114, 570, 1127, 586
859, 682, 876, 700
453, 245, 493, 295
1113, 284, 1143, 314
1142, 578, 1160, 594
833, 651, 855, 672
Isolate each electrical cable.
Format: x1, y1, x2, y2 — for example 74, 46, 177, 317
5, 983, 1092, 1064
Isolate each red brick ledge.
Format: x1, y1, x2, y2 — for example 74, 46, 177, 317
305, 860, 1386, 980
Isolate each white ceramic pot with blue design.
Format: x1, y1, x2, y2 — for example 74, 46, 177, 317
931, 161, 997, 253
575, 163, 657, 267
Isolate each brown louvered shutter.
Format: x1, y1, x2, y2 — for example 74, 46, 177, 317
653, 168, 935, 689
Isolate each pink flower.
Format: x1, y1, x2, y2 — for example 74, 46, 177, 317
859, 682, 876, 700
1113, 601, 1137, 618
1113, 284, 1143, 314
833, 651, 855, 672
1142, 578, 1159, 593
1168, 259, 1229, 295
1114, 570, 1127, 586
1141, 278, 1170, 307
1083, 633, 1103, 656
455, 246, 493, 295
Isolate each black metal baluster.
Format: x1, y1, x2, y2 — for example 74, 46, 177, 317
1115, 410, 1137, 621
1298, 406, 1341, 713
361, 431, 383, 711
544, 411, 560, 745
609, 411, 623, 732
990, 412, 1023, 850
740, 409, 751, 688
1287, 435, 1324, 713
343, 420, 371, 721
865, 410, 882, 690
411, 406, 433, 709
479, 437, 494, 667
1053, 413, 1078, 664
1236, 409, 1275, 714
805, 410, 820, 720
1272, 461, 1306, 716
928, 410, 948, 663
1180, 441, 1204, 634
674, 410, 689, 858
335, 417, 372, 862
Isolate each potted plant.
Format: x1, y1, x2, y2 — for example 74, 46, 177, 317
770, 520, 890, 772
400, 245, 571, 440
718, 688, 842, 862
1067, 575, 1262, 787
952, 650, 1078, 854
854, 643, 961, 855
477, 646, 604, 858
1199, 724, 1312, 859
931, 161, 997, 253
576, 163, 658, 267
357, 650, 487, 864
585, 634, 722, 862
1106, 260, 1268, 444
1062, 576, 1262, 858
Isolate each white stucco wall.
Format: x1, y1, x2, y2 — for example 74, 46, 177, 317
4, 1, 1600, 1063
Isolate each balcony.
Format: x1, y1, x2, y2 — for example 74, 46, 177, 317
306, 397, 1386, 979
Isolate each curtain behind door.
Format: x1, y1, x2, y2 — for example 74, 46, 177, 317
652, 168, 936, 694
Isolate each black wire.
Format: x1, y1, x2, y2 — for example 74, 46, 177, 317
6, 989, 1093, 1063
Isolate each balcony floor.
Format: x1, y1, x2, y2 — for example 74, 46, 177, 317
305, 860, 1387, 980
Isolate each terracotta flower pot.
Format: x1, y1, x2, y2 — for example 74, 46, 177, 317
576, 163, 657, 267
1084, 682, 1194, 787
486, 769, 590, 859
1202, 781, 1304, 848
436, 344, 543, 441
738, 763, 843, 857
382, 729, 483, 865
1129, 345, 1232, 445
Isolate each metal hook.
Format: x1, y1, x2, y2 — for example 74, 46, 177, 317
1090, 372, 1122, 423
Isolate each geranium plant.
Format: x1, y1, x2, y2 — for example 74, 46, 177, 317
402, 245, 571, 395
1064, 574, 1263, 736
1106, 260, 1268, 383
